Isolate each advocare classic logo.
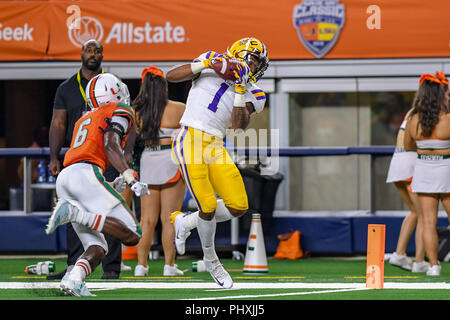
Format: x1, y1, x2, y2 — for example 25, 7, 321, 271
293, 0, 345, 58
68, 16, 104, 48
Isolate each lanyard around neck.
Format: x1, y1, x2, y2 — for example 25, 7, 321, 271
77, 69, 104, 106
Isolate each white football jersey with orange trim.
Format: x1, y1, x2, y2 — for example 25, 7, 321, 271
180, 52, 266, 138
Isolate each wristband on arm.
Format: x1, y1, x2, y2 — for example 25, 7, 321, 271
190, 61, 207, 74
233, 93, 246, 107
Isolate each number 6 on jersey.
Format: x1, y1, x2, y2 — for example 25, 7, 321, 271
73, 117, 92, 148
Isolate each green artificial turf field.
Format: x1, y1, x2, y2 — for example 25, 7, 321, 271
1, 255, 449, 301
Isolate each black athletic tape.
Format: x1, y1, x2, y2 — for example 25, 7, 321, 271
104, 122, 125, 141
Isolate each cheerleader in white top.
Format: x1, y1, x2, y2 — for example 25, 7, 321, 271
404, 71, 450, 276
386, 108, 426, 273
132, 66, 186, 277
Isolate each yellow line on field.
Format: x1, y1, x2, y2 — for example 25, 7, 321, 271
12, 276, 46, 279
122, 276, 192, 280
345, 276, 420, 279
234, 276, 305, 279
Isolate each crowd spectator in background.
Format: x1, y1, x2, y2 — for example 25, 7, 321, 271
47, 39, 124, 280
131, 66, 186, 277
386, 108, 427, 273
404, 71, 450, 276
371, 92, 406, 146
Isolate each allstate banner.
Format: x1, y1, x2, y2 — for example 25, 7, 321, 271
47, 1, 241, 61
0, 0, 448, 61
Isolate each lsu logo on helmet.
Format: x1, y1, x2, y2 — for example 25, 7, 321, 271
227, 37, 269, 83
293, 0, 345, 58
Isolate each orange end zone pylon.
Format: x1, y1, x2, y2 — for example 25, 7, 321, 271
366, 224, 386, 289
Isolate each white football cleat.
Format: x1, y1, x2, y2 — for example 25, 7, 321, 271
170, 211, 192, 255
45, 199, 75, 235
60, 273, 95, 297
205, 258, 233, 289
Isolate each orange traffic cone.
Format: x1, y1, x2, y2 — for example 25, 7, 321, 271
243, 213, 268, 273
122, 244, 137, 260
274, 229, 303, 260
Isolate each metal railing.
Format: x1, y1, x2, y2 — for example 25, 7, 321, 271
0, 146, 395, 214
0, 147, 67, 213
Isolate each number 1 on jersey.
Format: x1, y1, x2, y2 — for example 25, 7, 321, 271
207, 82, 230, 113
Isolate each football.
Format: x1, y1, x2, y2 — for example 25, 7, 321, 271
211, 57, 239, 81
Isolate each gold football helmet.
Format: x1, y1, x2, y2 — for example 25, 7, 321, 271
227, 37, 269, 82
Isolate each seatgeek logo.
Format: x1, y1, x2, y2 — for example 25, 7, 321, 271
68, 15, 186, 47
0, 23, 34, 41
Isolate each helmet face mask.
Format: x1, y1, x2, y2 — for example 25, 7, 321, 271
86, 73, 130, 109
119, 82, 130, 105
227, 37, 269, 83
247, 53, 268, 83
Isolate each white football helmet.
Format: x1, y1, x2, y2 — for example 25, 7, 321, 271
86, 73, 130, 109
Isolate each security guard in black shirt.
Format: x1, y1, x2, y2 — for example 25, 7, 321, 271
48, 39, 125, 280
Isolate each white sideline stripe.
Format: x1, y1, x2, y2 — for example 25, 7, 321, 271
1, 282, 450, 290
186, 288, 369, 300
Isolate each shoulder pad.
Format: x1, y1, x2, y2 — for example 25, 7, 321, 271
113, 103, 135, 126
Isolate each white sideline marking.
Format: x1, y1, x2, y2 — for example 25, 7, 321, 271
186, 288, 370, 300
1, 282, 450, 290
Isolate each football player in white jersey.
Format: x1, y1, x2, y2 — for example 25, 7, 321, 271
166, 37, 268, 289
